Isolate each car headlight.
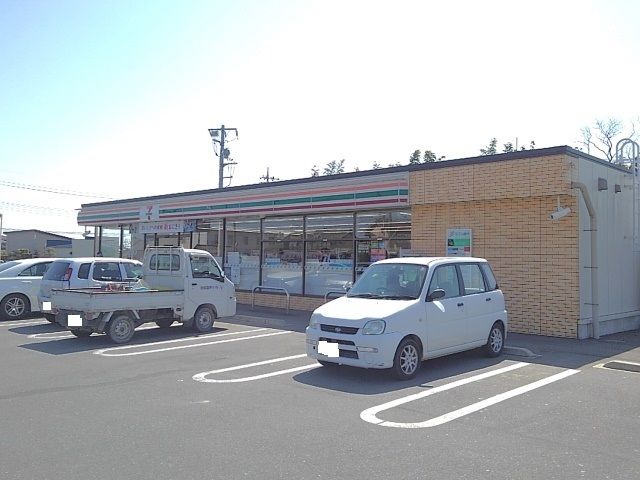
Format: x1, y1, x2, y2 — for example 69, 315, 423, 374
308, 316, 320, 329
362, 319, 386, 335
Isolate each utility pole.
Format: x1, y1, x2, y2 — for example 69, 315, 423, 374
208, 125, 239, 188
260, 167, 279, 183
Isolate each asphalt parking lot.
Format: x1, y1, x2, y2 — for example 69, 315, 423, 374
1, 306, 640, 480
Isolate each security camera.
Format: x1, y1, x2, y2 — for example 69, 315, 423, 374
549, 207, 571, 220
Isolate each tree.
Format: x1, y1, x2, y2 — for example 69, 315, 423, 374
311, 165, 319, 177
323, 159, 345, 175
502, 142, 514, 153
480, 138, 498, 155
388, 161, 402, 167
372, 161, 381, 169
579, 118, 637, 161
409, 150, 421, 164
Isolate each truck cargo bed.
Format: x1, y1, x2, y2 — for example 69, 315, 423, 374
51, 288, 185, 312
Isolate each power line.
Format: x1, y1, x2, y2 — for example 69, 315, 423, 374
2, 227, 89, 235
0, 201, 78, 216
0, 180, 116, 199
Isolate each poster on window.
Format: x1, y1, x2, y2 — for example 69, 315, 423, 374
446, 228, 472, 256
370, 248, 387, 262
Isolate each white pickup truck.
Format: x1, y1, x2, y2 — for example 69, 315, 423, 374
50, 246, 236, 343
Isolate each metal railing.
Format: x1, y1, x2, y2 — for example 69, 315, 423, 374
324, 290, 346, 302
251, 286, 290, 314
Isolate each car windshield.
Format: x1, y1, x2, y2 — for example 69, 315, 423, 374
347, 263, 428, 300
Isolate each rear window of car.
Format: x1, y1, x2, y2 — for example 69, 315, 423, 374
92, 262, 123, 281
18, 262, 52, 277
480, 263, 498, 290
43, 261, 71, 281
0, 261, 20, 273
77, 263, 91, 279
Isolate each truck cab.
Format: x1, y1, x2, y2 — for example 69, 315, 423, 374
143, 246, 236, 320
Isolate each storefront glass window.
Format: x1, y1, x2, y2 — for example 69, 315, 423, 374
355, 210, 411, 277
225, 218, 260, 290
194, 219, 223, 260
100, 227, 121, 258
304, 214, 354, 296
262, 217, 303, 295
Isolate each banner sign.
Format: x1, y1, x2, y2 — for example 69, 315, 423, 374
446, 228, 472, 256
138, 220, 195, 234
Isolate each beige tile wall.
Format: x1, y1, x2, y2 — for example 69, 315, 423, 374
410, 154, 579, 337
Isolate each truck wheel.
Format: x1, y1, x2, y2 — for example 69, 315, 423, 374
391, 337, 422, 380
192, 306, 215, 333
70, 329, 92, 338
107, 314, 135, 344
1, 293, 30, 320
156, 319, 174, 329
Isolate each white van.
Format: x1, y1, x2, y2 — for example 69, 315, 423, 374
305, 257, 507, 380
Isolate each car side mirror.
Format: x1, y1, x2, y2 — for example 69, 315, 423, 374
344, 281, 353, 292
427, 289, 445, 301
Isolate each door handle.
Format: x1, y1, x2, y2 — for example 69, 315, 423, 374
485, 298, 492, 302
191, 283, 198, 286
457, 302, 464, 307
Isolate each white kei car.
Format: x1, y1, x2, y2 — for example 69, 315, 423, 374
0, 258, 58, 320
306, 257, 508, 380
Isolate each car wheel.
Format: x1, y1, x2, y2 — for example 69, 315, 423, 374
392, 337, 421, 380
70, 329, 92, 338
156, 319, 174, 329
107, 313, 135, 344
1, 293, 30, 320
44, 313, 56, 323
192, 306, 215, 333
484, 322, 504, 357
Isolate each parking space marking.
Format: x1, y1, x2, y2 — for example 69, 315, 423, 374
361, 363, 579, 428
0, 319, 49, 328
193, 354, 319, 383
28, 324, 162, 340
94, 330, 291, 357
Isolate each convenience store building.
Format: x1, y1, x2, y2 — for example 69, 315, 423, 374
77, 146, 640, 339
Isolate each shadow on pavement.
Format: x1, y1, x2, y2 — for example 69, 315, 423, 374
9, 323, 65, 335
18, 325, 230, 355
293, 348, 507, 395
293, 330, 640, 394
505, 330, 640, 369
224, 304, 311, 334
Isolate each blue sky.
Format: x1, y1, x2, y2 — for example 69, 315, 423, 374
1, 0, 639, 234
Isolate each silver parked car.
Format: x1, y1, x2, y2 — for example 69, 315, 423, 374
39, 257, 142, 322
0, 258, 58, 320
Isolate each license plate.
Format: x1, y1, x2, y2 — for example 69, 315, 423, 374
318, 340, 339, 357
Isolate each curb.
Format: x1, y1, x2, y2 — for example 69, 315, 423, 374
504, 345, 539, 358
602, 360, 640, 373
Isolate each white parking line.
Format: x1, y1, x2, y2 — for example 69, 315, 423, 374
28, 324, 162, 340
193, 354, 320, 383
361, 362, 580, 428
94, 330, 291, 357
0, 319, 49, 327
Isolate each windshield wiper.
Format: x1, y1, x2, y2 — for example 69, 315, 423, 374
377, 295, 417, 300
347, 293, 380, 298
